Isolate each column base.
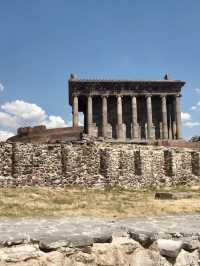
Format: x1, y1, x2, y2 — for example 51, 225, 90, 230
145, 123, 155, 140
116, 123, 126, 140
131, 123, 139, 139
88, 123, 98, 137
102, 124, 112, 139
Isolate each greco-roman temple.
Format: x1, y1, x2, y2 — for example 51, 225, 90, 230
69, 74, 185, 141
8, 74, 186, 144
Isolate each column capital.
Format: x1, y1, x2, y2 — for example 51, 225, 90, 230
116, 94, 123, 98
160, 94, 167, 98
101, 95, 108, 98
145, 94, 152, 98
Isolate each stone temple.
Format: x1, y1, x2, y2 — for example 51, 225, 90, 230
8, 74, 186, 144
69, 74, 185, 141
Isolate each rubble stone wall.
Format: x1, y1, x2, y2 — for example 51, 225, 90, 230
0, 142, 199, 187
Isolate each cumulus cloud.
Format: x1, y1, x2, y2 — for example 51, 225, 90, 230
190, 106, 197, 111
0, 131, 14, 141
65, 112, 84, 127
181, 112, 191, 121
0, 100, 68, 136
195, 88, 200, 94
0, 112, 18, 128
44, 116, 67, 128
184, 121, 200, 128
0, 83, 4, 92
190, 101, 200, 111
181, 111, 200, 129
2, 100, 46, 122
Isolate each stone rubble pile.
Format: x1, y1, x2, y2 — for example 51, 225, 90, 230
0, 229, 200, 265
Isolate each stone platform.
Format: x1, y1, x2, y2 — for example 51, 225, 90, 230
0, 215, 200, 265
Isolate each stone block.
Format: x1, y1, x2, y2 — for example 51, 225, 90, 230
106, 123, 113, 139
155, 192, 193, 200
116, 123, 126, 140
89, 123, 98, 138
131, 123, 139, 139
156, 239, 183, 258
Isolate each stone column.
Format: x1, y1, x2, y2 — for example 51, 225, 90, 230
146, 95, 153, 139
131, 96, 138, 139
102, 96, 108, 137
175, 94, 182, 139
87, 95, 93, 135
117, 95, 123, 125
161, 95, 168, 139
116, 95, 125, 139
72, 95, 79, 127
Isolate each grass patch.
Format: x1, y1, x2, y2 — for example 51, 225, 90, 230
0, 186, 200, 218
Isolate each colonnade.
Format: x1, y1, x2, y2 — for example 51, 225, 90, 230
72, 94, 182, 140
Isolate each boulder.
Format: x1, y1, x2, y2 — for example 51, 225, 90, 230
174, 249, 199, 266
129, 230, 157, 248
155, 192, 193, 200
156, 239, 183, 258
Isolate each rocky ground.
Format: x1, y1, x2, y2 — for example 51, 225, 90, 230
0, 215, 200, 265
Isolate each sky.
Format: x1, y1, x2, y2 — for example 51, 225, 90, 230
0, 0, 200, 140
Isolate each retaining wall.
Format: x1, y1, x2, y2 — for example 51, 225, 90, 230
0, 142, 199, 187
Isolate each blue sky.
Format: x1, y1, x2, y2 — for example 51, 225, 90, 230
0, 0, 200, 140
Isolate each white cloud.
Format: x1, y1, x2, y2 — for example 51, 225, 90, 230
181, 112, 191, 121
44, 116, 67, 128
184, 121, 200, 128
0, 83, 4, 92
190, 100, 200, 112
2, 100, 46, 122
190, 106, 197, 111
0, 131, 14, 141
181, 111, 200, 129
65, 112, 84, 127
195, 88, 200, 94
0, 100, 68, 133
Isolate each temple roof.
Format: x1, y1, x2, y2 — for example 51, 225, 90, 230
69, 79, 185, 83
68, 74, 185, 85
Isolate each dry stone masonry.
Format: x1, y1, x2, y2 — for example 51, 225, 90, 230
0, 141, 199, 187
0, 215, 200, 265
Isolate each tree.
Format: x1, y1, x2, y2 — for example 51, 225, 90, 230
190, 135, 200, 142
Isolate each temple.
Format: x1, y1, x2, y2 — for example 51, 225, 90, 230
7, 74, 186, 144
69, 74, 185, 141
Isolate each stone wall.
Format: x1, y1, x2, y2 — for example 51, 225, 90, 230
0, 142, 199, 187
1, 215, 200, 266
1, 234, 199, 266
